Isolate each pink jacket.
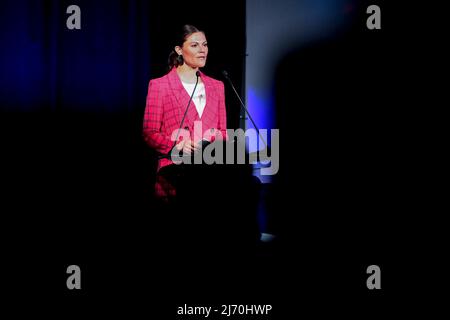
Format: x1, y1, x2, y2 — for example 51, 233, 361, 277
143, 67, 228, 198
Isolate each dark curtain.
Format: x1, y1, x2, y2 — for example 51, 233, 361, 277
0, 0, 152, 112
0, 0, 245, 115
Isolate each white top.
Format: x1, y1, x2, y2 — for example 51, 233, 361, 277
181, 81, 206, 118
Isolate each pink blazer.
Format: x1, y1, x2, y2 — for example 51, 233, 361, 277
143, 68, 228, 198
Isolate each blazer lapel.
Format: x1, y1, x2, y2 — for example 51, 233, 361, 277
168, 68, 191, 126
168, 68, 200, 128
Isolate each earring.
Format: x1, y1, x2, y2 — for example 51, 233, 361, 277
177, 54, 184, 65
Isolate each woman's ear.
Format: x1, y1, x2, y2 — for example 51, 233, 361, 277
175, 46, 182, 56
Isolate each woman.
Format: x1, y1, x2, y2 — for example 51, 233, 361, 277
143, 25, 228, 201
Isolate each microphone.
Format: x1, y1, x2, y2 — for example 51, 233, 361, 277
158, 71, 200, 160
222, 70, 268, 150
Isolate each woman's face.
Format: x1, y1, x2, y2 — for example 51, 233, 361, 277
176, 32, 208, 69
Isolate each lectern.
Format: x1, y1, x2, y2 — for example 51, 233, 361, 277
157, 140, 261, 254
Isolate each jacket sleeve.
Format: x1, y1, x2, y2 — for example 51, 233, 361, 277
143, 80, 174, 154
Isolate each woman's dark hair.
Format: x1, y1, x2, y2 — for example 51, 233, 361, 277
168, 24, 204, 69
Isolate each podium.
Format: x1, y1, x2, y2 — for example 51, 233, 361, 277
157, 140, 261, 253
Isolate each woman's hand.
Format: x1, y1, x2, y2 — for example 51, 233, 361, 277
175, 139, 200, 154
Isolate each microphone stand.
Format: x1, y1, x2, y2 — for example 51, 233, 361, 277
222, 70, 269, 160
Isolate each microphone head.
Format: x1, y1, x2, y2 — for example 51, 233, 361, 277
222, 70, 229, 78
196, 71, 201, 77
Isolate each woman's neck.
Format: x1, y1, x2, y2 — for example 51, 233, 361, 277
176, 64, 200, 83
